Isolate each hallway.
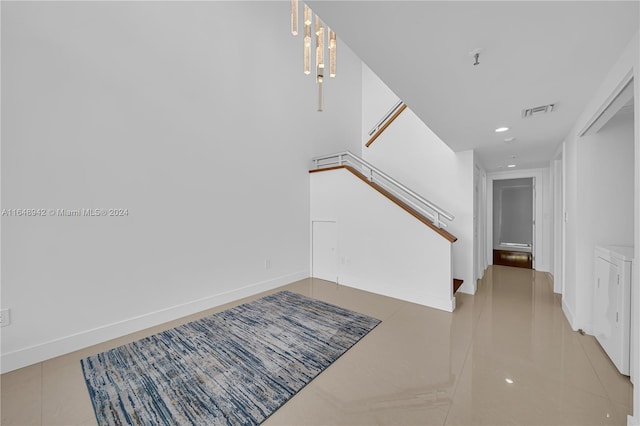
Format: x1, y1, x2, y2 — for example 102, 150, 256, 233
444, 266, 632, 425
1, 267, 632, 425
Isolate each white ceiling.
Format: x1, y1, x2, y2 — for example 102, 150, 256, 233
307, 1, 639, 171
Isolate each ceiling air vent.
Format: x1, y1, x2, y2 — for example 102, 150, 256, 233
522, 103, 555, 118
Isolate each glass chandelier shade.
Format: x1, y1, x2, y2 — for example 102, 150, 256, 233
291, 0, 336, 111
291, 0, 298, 35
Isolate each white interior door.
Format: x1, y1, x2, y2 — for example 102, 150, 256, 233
312, 221, 338, 282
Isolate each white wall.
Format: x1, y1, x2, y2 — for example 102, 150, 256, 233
579, 111, 635, 247
361, 65, 476, 293
575, 112, 635, 335
0, 1, 362, 372
310, 168, 454, 311
561, 31, 639, 425
563, 32, 638, 333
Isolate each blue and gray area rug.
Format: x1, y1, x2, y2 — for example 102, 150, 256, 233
81, 290, 380, 425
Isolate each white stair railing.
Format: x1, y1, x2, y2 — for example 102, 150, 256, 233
368, 100, 404, 137
365, 100, 407, 148
312, 151, 454, 229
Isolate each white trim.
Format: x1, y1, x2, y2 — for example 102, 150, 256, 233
486, 168, 545, 271
562, 297, 577, 331
474, 162, 488, 287
414, 294, 455, 313
561, 145, 567, 297
632, 40, 640, 423
578, 70, 634, 137
342, 280, 455, 312
552, 151, 564, 294
1, 271, 308, 374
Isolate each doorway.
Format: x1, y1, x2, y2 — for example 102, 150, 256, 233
492, 178, 534, 269
311, 221, 338, 282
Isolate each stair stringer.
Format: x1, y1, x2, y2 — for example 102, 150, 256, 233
311, 167, 455, 312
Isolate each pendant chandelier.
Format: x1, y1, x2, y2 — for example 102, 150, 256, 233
291, 0, 336, 112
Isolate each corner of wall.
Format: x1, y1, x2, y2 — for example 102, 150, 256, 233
562, 297, 577, 331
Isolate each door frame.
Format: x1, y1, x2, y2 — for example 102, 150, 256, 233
474, 163, 488, 282
487, 169, 544, 270
552, 143, 565, 294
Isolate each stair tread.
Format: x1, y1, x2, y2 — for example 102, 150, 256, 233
453, 279, 463, 294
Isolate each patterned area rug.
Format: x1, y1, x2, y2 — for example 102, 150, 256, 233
81, 290, 380, 425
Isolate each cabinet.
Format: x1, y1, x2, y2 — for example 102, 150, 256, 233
593, 245, 633, 375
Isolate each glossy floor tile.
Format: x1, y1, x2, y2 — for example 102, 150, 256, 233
1, 266, 633, 425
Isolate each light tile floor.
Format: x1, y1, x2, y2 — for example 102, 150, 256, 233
1, 266, 633, 425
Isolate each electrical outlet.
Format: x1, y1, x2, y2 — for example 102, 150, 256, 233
0, 308, 11, 327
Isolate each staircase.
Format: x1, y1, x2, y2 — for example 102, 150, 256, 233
311, 151, 456, 232
310, 152, 461, 311
310, 164, 457, 243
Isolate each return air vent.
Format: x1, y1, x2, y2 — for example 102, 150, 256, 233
522, 103, 555, 118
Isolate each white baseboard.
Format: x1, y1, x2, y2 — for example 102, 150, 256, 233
457, 280, 477, 295
561, 297, 594, 335
562, 297, 577, 331
421, 294, 455, 312
542, 272, 559, 294
335, 279, 455, 313
548, 271, 563, 294
387, 288, 454, 312
1, 271, 308, 374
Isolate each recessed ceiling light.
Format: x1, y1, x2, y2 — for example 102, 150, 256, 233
504, 137, 516, 143
505, 378, 514, 384
507, 164, 516, 168
495, 127, 509, 133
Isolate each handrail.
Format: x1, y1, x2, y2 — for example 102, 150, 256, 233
311, 151, 454, 229
368, 100, 404, 136
365, 101, 407, 148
